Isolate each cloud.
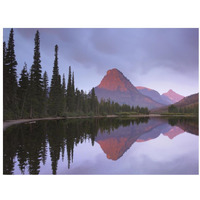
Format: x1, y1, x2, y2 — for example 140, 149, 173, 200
3, 28, 198, 96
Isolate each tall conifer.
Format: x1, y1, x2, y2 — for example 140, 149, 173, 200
49, 45, 62, 116
4, 29, 18, 119
66, 66, 72, 112
61, 74, 66, 113
3, 42, 8, 110
18, 63, 29, 118
43, 71, 49, 116
72, 72, 75, 94
71, 71, 75, 111
90, 87, 98, 114
30, 30, 43, 117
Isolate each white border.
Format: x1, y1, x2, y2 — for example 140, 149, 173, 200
0, 1, 199, 200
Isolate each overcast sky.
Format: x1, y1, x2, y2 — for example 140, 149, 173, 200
3, 28, 199, 96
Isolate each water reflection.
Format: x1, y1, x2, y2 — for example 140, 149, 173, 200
3, 117, 198, 175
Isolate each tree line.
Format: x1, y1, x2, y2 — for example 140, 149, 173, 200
168, 104, 198, 115
3, 29, 149, 120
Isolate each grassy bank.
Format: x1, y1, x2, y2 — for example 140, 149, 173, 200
159, 112, 198, 117
3, 112, 198, 131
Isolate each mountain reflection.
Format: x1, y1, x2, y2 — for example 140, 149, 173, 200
3, 117, 198, 174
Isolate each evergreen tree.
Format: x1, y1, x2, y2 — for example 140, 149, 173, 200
43, 71, 49, 116
4, 29, 18, 119
135, 105, 140, 113
144, 107, 149, 114
61, 74, 66, 114
131, 106, 135, 112
3, 41, 6, 64
18, 63, 29, 118
168, 105, 178, 113
66, 66, 75, 112
67, 66, 72, 93
90, 88, 98, 114
71, 71, 75, 111
49, 45, 62, 116
29, 68, 34, 118
30, 30, 43, 117
62, 74, 66, 95
75, 88, 84, 114
3, 42, 9, 111
80, 90, 85, 113
72, 72, 75, 95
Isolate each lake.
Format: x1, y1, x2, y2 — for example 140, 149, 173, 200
3, 117, 199, 175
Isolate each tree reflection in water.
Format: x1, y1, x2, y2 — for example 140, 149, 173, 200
3, 117, 198, 174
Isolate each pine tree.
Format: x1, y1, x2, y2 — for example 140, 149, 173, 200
168, 105, 177, 113
72, 72, 75, 94
75, 88, 80, 113
61, 74, 66, 114
18, 63, 29, 118
90, 88, 98, 115
66, 66, 75, 112
71, 71, 75, 111
49, 45, 62, 116
29, 68, 34, 118
3, 42, 9, 110
66, 66, 71, 112
62, 74, 66, 95
79, 90, 85, 113
30, 30, 43, 117
43, 71, 49, 116
4, 29, 18, 119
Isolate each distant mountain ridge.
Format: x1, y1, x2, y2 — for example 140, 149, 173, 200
175, 93, 198, 107
94, 68, 163, 109
136, 86, 173, 105
151, 93, 198, 113
162, 89, 184, 103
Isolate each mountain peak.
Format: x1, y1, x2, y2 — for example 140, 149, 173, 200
168, 89, 175, 93
97, 68, 138, 93
107, 68, 121, 75
162, 89, 184, 103
94, 68, 164, 109
136, 86, 173, 105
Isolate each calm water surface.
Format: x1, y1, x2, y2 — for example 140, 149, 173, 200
3, 117, 199, 175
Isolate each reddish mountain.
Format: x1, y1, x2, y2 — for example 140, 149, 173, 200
162, 89, 184, 103
163, 127, 184, 139
98, 68, 138, 93
136, 86, 173, 105
136, 86, 153, 91
94, 68, 163, 109
95, 117, 197, 161
95, 118, 166, 160
97, 137, 135, 160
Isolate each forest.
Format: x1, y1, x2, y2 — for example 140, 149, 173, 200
168, 104, 198, 115
3, 29, 149, 120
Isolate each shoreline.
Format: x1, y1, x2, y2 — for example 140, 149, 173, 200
3, 114, 196, 131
